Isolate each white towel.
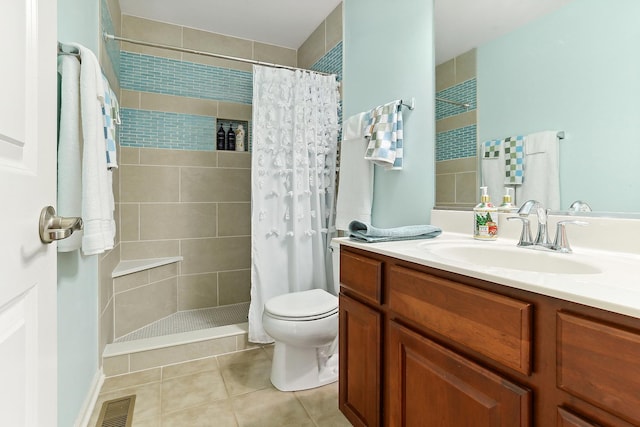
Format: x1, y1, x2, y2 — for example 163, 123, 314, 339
56, 54, 83, 252
515, 130, 560, 210
69, 43, 115, 255
480, 139, 504, 206
335, 112, 374, 231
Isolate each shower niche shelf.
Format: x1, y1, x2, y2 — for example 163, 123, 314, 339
112, 256, 183, 278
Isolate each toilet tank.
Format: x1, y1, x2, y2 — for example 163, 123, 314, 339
330, 239, 341, 295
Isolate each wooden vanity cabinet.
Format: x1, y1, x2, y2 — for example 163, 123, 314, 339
339, 245, 640, 427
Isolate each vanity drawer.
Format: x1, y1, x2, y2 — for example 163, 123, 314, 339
557, 312, 640, 425
340, 249, 383, 305
388, 265, 532, 375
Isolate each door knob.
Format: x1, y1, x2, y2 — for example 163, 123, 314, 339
39, 206, 83, 244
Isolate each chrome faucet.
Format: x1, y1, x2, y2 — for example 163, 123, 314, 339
507, 200, 587, 252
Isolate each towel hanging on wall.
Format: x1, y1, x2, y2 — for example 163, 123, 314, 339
364, 100, 404, 170
57, 53, 83, 252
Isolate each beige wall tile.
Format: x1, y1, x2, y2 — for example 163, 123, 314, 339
120, 147, 140, 165
180, 237, 251, 274
183, 28, 252, 59
456, 171, 478, 204
436, 58, 455, 92
140, 92, 218, 117
253, 42, 297, 67
218, 202, 251, 237
218, 270, 251, 305
436, 110, 477, 133
114, 270, 149, 294
102, 368, 161, 391
103, 354, 130, 377
181, 52, 253, 72
298, 23, 325, 69
120, 203, 139, 242
325, 3, 343, 50
105, 0, 122, 36
216, 151, 251, 168
121, 240, 181, 260
100, 48, 120, 93
180, 168, 250, 202
99, 246, 119, 312
162, 356, 219, 380
139, 203, 217, 240
120, 90, 140, 109
435, 173, 456, 204
129, 337, 237, 372
99, 299, 114, 360
121, 15, 182, 60
435, 157, 477, 175
139, 148, 217, 168
217, 102, 252, 122
236, 333, 259, 351
456, 48, 477, 83
149, 263, 178, 283
115, 277, 178, 338
178, 273, 218, 310
120, 165, 180, 203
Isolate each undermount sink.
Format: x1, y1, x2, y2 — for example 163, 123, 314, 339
421, 243, 602, 275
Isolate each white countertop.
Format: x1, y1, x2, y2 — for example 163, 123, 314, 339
336, 231, 640, 319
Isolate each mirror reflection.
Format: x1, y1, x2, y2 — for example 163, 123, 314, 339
434, 0, 640, 214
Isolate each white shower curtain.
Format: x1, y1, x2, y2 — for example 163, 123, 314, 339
249, 65, 340, 343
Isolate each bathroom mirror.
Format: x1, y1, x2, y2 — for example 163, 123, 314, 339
435, 0, 640, 215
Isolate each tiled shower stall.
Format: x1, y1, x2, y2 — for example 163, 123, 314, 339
97, 0, 344, 373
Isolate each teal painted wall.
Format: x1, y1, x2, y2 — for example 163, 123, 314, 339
343, 0, 435, 227
478, 0, 640, 212
57, 1, 100, 425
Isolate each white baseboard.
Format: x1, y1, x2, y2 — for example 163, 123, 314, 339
74, 368, 105, 427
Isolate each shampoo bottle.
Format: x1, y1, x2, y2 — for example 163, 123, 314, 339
473, 186, 498, 240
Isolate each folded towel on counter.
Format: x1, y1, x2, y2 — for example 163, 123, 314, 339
335, 112, 374, 231
56, 53, 84, 252
503, 135, 525, 185
364, 100, 404, 170
348, 220, 442, 243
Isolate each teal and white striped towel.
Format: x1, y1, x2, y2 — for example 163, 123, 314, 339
364, 100, 403, 170
348, 220, 442, 243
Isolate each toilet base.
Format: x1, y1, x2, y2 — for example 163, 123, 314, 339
270, 341, 338, 392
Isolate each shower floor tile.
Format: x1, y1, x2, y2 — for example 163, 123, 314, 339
115, 302, 250, 343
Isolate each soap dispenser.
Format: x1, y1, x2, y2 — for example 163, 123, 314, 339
498, 187, 516, 213
473, 186, 498, 240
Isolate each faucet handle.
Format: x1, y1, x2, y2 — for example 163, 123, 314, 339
507, 216, 534, 247
552, 220, 588, 253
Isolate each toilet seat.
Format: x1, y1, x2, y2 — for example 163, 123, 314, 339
264, 289, 338, 321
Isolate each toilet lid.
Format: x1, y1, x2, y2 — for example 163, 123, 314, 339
264, 289, 338, 319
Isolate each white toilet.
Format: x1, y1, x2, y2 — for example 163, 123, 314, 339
262, 240, 341, 391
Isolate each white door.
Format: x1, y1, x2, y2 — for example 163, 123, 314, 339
0, 0, 58, 426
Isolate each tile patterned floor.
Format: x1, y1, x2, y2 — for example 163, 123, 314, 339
89, 346, 352, 426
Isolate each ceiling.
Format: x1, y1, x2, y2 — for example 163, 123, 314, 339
118, 0, 574, 63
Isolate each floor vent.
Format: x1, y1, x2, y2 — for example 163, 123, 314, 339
96, 395, 136, 427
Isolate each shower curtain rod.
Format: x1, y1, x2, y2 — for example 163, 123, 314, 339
103, 33, 334, 76
436, 97, 470, 108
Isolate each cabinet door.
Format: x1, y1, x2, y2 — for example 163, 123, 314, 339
557, 407, 601, 427
339, 294, 382, 427
387, 321, 531, 427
